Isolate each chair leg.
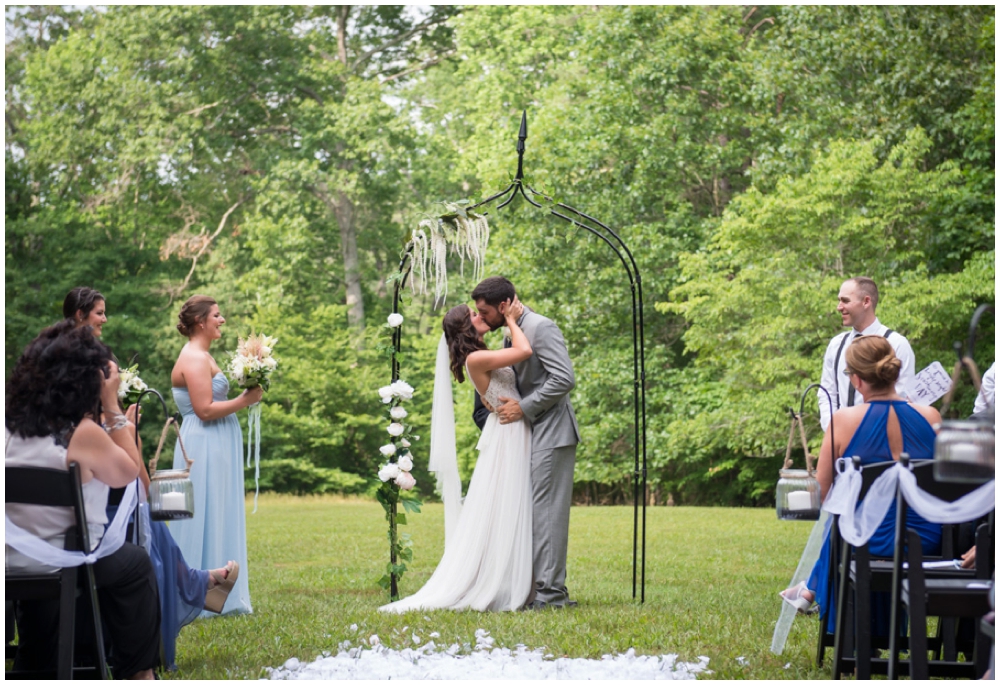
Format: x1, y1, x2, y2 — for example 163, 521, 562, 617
83, 565, 110, 679
831, 541, 852, 680
855, 549, 872, 680
906, 531, 930, 681
57, 568, 77, 680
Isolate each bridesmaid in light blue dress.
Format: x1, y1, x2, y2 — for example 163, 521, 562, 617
169, 295, 263, 617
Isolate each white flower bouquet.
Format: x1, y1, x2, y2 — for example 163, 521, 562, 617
228, 333, 280, 391
117, 364, 149, 408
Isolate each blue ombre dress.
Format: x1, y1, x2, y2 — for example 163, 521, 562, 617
170, 373, 252, 617
808, 400, 940, 634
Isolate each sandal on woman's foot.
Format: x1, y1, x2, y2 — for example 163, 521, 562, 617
779, 581, 814, 613
204, 561, 239, 613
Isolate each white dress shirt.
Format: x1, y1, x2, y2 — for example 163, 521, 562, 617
973, 362, 995, 415
818, 318, 916, 431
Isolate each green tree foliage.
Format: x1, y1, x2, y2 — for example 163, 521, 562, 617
5, 6, 993, 505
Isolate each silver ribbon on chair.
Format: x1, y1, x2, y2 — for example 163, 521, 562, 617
5, 480, 137, 568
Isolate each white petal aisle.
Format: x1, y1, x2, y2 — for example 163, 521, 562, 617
266, 628, 710, 680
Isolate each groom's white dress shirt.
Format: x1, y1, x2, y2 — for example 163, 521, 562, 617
819, 318, 916, 431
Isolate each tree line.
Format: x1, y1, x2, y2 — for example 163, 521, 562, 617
5, 5, 994, 506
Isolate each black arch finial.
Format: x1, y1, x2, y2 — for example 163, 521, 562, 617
515, 110, 527, 180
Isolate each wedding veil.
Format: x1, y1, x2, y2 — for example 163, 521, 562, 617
429, 333, 462, 546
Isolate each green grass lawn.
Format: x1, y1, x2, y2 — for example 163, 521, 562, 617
167, 495, 830, 679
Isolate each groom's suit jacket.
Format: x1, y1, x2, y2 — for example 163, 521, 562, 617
511, 308, 580, 451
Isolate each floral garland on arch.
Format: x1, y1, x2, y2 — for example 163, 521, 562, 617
375, 314, 422, 600
373, 201, 491, 601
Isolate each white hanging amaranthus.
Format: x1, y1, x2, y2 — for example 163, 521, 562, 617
410, 203, 490, 307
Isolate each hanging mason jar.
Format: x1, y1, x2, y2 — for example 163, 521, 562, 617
934, 418, 995, 484
776, 409, 821, 520
147, 416, 195, 521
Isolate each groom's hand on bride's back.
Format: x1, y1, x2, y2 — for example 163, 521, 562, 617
497, 396, 524, 424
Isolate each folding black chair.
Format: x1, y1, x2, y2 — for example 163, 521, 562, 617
828, 459, 895, 678
887, 458, 994, 679
5, 463, 109, 679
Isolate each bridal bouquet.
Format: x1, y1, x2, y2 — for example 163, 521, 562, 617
228, 333, 279, 514
229, 333, 279, 391
117, 364, 148, 408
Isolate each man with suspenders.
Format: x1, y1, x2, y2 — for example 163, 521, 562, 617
819, 277, 916, 431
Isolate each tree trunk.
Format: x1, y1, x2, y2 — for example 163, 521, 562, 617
333, 188, 365, 332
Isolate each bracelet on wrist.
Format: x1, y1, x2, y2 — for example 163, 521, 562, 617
104, 413, 131, 434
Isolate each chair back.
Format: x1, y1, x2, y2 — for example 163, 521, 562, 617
5, 462, 92, 554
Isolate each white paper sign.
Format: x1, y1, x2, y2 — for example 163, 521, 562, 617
906, 361, 952, 406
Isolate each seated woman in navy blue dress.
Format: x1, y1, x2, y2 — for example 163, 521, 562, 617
780, 335, 941, 632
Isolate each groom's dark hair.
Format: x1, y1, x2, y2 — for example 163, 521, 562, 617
471, 276, 516, 306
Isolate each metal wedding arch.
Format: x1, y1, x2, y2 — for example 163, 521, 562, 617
388, 112, 650, 602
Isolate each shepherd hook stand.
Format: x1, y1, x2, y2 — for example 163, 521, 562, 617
391, 111, 649, 602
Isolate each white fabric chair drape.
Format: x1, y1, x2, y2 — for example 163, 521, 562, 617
823, 458, 995, 547
5, 480, 137, 568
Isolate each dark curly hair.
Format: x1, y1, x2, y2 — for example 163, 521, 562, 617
63, 286, 105, 321
443, 305, 485, 383
6, 320, 114, 438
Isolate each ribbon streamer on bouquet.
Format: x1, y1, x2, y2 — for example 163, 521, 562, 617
823, 458, 995, 547
5, 480, 137, 568
246, 402, 262, 513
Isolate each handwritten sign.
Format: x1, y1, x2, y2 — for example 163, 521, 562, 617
906, 361, 952, 406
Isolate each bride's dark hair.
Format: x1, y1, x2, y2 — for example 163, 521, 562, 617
443, 305, 485, 383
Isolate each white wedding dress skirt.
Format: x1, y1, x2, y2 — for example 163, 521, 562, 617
381, 367, 533, 613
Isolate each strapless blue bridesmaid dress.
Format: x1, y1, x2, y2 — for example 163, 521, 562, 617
170, 372, 252, 616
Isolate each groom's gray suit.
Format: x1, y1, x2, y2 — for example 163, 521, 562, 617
509, 307, 580, 606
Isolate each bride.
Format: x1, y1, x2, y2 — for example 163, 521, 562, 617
380, 296, 533, 613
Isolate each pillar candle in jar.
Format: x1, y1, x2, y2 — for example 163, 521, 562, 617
161, 491, 187, 511
945, 442, 981, 464
787, 490, 814, 511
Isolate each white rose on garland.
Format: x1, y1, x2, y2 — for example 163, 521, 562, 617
379, 443, 397, 457
390, 380, 414, 400
387, 422, 405, 437
397, 455, 413, 472
390, 406, 408, 420
378, 386, 394, 403
387, 313, 404, 328
395, 471, 416, 490
378, 463, 401, 482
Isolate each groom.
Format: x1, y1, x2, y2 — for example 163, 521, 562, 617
471, 276, 581, 609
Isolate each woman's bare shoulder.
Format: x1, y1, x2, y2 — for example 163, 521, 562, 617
910, 403, 941, 426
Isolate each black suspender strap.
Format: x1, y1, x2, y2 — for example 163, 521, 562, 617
833, 332, 851, 410
843, 328, 894, 407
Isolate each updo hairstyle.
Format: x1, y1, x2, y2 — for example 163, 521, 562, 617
442, 305, 485, 383
845, 335, 901, 390
176, 295, 217, 337
6, 319, 115, 438
63, 286, 105, 321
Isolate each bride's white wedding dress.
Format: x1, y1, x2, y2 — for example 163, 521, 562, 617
380, 366, 533, 613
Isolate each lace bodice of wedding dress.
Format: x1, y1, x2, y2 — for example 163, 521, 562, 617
482, 366, 520, 410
